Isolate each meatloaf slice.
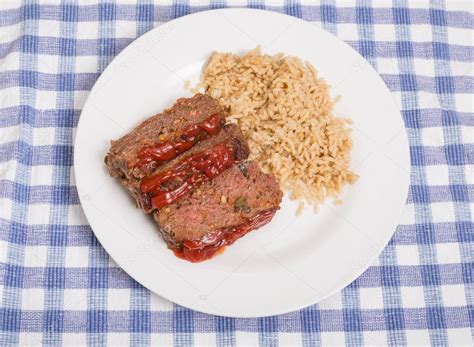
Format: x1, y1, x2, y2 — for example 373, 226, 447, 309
121, 123, 250, 213
105, 93, 225, 181
154, 161, 283, 262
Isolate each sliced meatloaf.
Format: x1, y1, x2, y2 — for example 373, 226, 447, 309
154, 161, 283, 262
105, 93, 225, 181
121, 123, 250, 213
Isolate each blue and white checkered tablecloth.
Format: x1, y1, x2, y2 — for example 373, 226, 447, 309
0, 0, 472, 345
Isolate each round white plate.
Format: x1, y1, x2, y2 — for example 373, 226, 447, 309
74, 9, 410, 317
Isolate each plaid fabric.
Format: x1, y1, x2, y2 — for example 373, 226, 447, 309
0, 0, 472, 345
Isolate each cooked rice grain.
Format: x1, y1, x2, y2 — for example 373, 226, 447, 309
201, 47, 358, 209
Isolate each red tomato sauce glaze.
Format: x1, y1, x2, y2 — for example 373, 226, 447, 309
172, 209, 277, 262
135, 113, 223, 169
140, 143, 236, 209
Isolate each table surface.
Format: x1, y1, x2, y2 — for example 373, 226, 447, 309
0, 1, 472, 346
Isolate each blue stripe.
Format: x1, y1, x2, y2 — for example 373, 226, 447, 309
341, 281, 364, 345
248, 0, 265, 10
173, 306, 194, 345
2, 36, 472, 61
258, 315, 279, 346
301, 306, 321, 346
320, 0, 337, 35
172, 0, 190, 19
284, 0, 302, 18
216, 316, 235, 346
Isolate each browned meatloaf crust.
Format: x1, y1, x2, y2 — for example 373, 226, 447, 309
120, 123, 250, 213
105, 93, 225, 181
104, 94, 282, 262
154, 161, 283, 242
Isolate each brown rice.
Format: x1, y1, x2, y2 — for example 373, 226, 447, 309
199, 47, 358, 210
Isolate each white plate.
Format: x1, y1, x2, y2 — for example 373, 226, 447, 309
74, 9, 410, 317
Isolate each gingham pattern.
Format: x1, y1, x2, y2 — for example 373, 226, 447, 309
0, 1, 472, 346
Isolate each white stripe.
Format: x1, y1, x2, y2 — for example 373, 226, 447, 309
0, 125, 19, 145
0, 22, 22, 45
0, 87, 20, 108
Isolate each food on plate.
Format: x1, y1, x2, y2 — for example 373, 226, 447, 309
132, 124, 249, 212
105, 93, 225, 181
108, 123, 249, 213
105, 46, 359, 261
105, 95, 281, 262
154, 161, 282, 262
199, 47, 358, 211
